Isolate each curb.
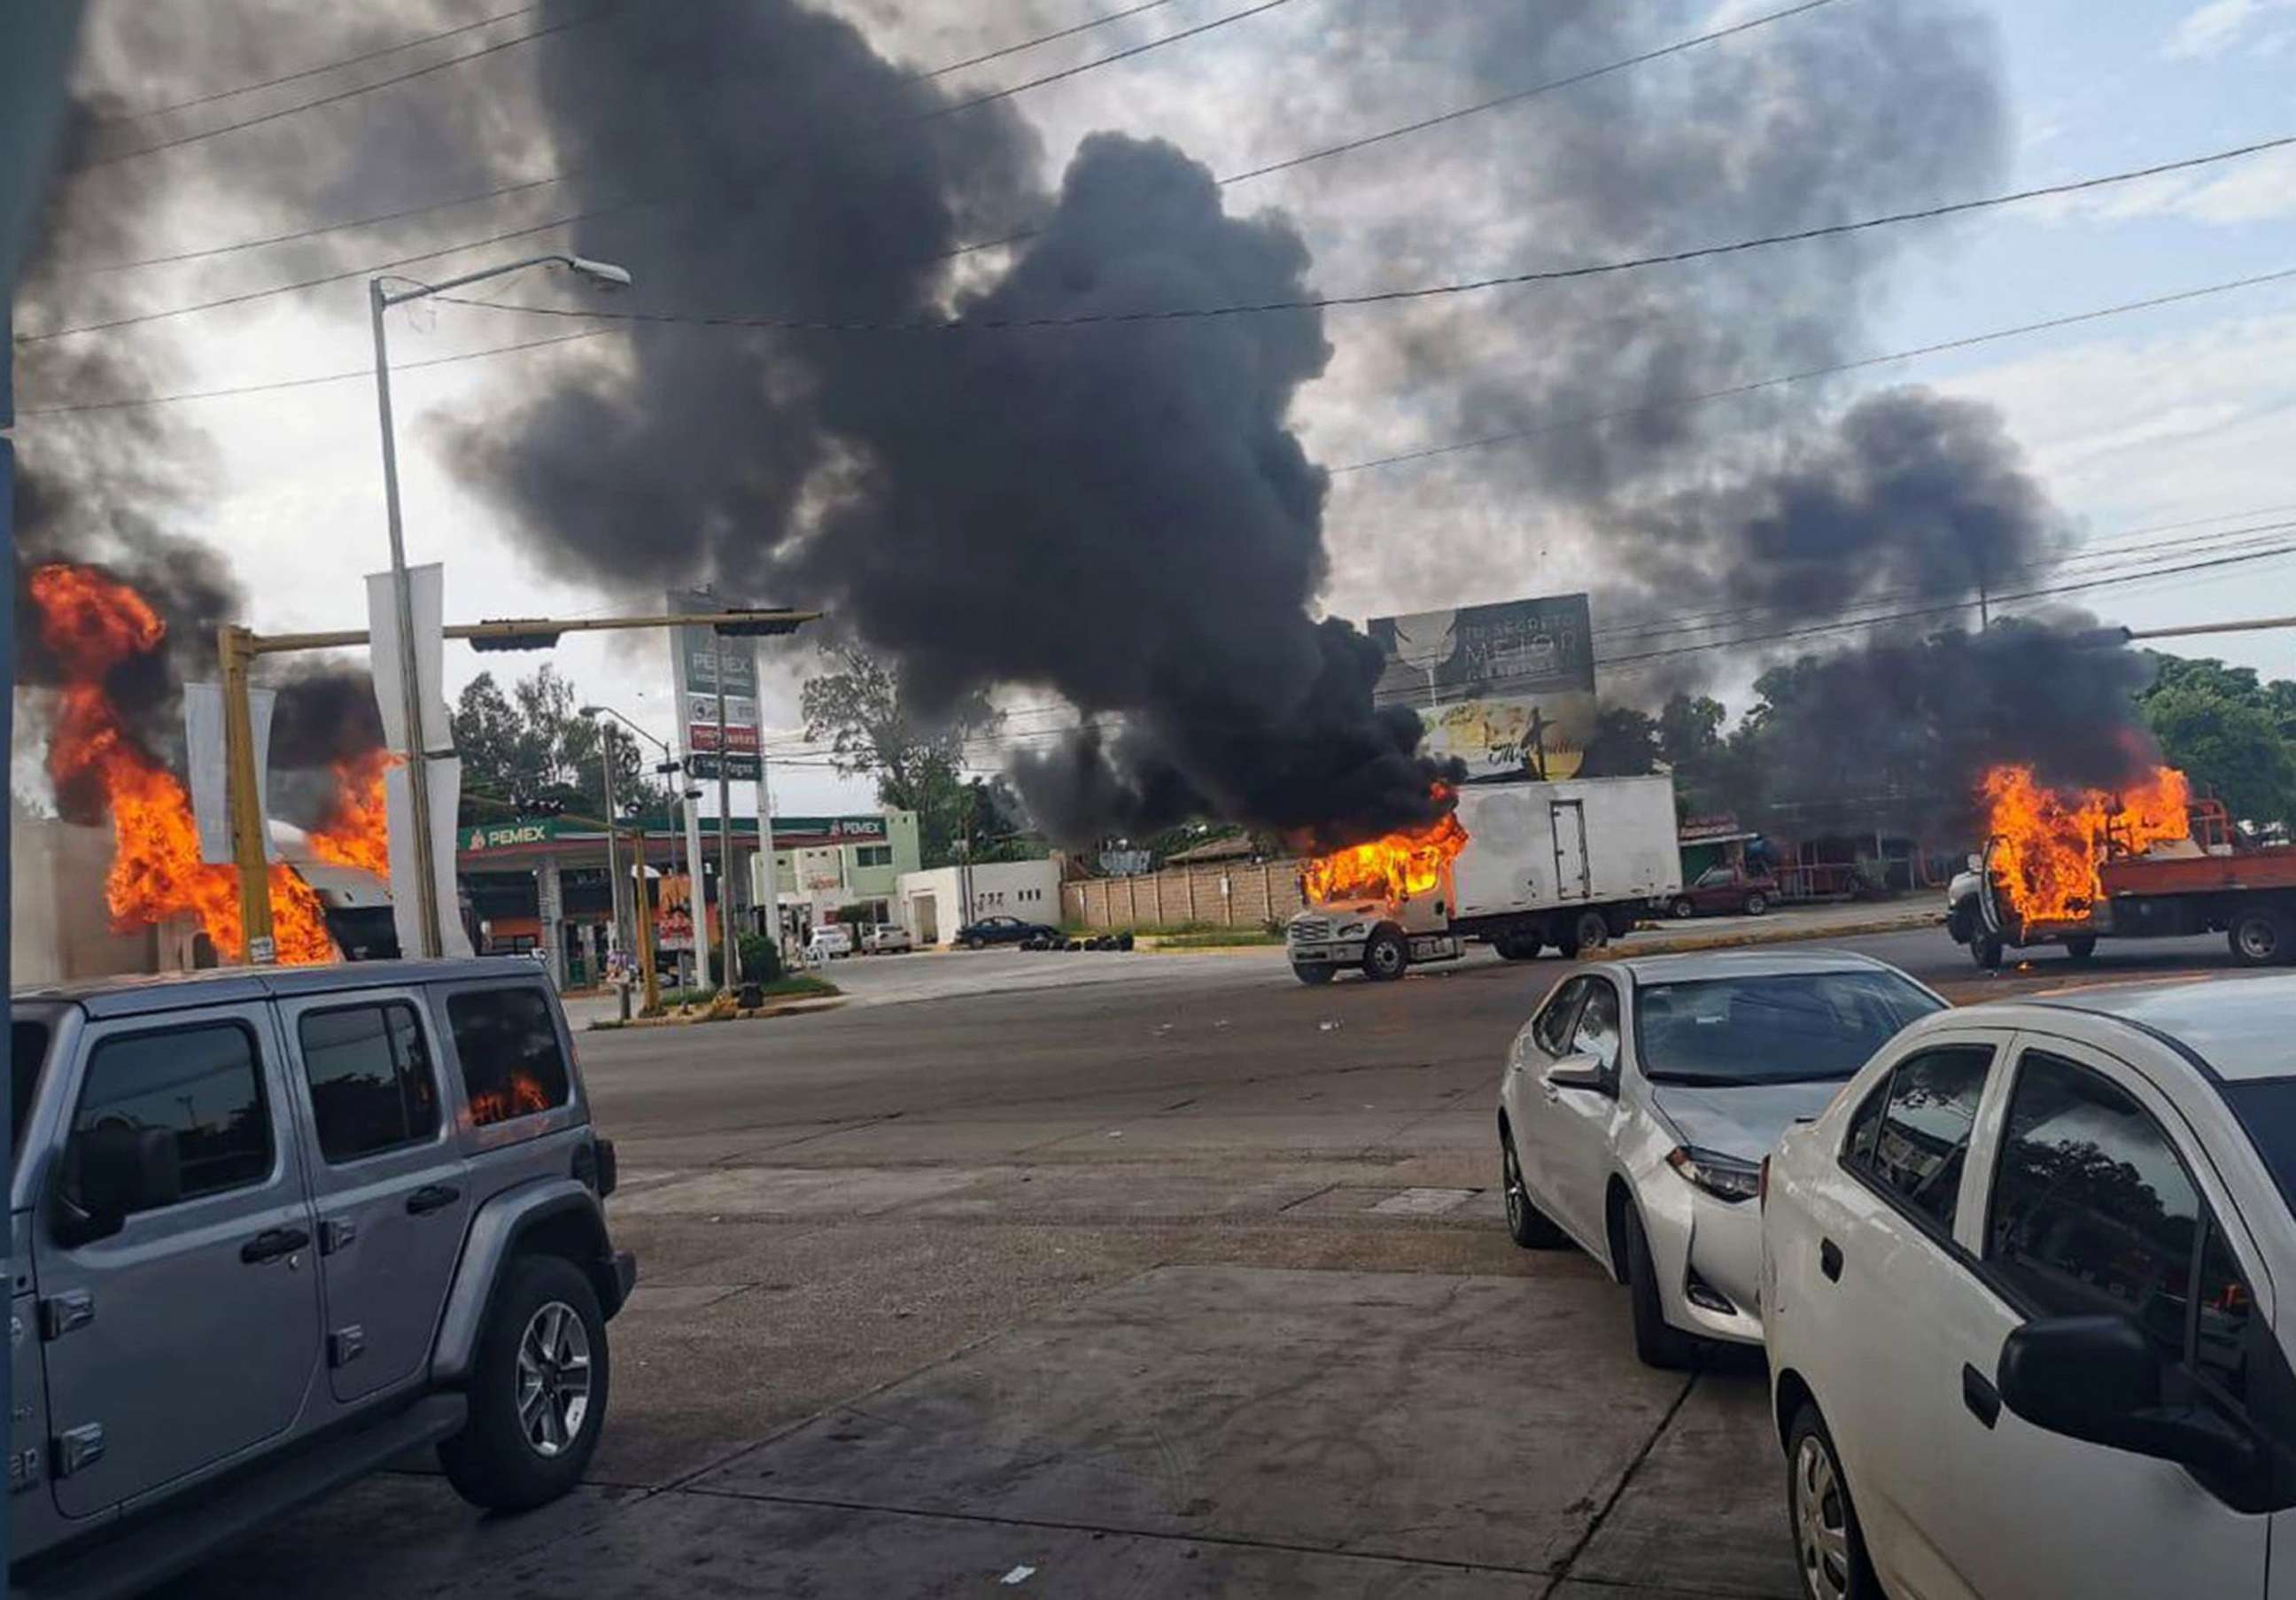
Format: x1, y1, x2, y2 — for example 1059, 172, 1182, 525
1617, 909, 1944, 959
586, 996, 847, 1029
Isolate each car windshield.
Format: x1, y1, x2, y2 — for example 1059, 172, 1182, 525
1633, 970, 1943, 1085
2223, 1079, 2296, 1218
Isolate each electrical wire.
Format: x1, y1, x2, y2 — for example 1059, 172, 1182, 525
419, 135, 2296, 336
98, 4, 543, 123
74, 8, 615, 172
907, 0, 1180, 81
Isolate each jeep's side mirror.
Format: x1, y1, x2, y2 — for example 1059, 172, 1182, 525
1998, 1316, 2260, 1481
52, 1124, 181, 1247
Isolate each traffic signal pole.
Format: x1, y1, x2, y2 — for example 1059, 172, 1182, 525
219, 605, 818, 963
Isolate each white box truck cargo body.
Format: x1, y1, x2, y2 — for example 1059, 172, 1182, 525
1286, 774, 1680, 985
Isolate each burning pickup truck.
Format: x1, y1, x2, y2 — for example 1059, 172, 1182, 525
1950, 763, 2296, 968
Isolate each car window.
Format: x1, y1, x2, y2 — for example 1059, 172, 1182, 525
1572, 980, 1621, 1073
2194, 1223, 2258, 1405
1634, 971, 1943, 1084
299, 1002, 441, 1163
1695, 866, 1734, 887
1844, 1044, 1990, 1232
446, 987, 571, 1126
1532, 978, 1590, 1057
1987, 1051, 2207, 1359
71, 1021, 272, 1211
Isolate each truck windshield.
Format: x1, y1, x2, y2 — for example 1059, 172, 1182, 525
2223, 1080, 2296, 1220
1634, 971, 1943, 1084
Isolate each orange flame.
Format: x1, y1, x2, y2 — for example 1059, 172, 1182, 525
309, 748, 394, 876
1979, 763, 2191, 926
1302, 796, 1470, 905
28, 563, 338, 966
469, 1072, 554, 1126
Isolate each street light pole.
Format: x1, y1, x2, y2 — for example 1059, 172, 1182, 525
368, 252, 632, 960
597, 717, 626, 957
715, 630, 741, 991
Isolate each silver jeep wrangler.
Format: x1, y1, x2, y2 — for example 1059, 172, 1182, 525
8, 959, 635, 1598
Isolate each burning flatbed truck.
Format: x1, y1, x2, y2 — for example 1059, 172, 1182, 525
1285, 775, 1681, 984
1952, 764, 2296, 969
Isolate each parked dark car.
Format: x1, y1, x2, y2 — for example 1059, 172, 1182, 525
956, 914, 1060, 949
1664, 864, 1778, 919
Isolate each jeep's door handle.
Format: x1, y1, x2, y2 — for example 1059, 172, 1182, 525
241, 1227, 310, 1264
1819, 1239, 1843, 1282
406, 1184, 461, 1216
1961, 1363, 2001, 1428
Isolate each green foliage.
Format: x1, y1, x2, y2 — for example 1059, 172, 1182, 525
2137, 658, 2296, 826
799, 647, 1024, 866
1578, 706, 1660, 778
705, 933, 785, 987
452, 664, 663, 827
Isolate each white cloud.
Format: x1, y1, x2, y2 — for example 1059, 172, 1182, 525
2164, 0, 2296, 58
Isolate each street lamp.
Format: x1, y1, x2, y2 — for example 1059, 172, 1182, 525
371, 253, 632, 958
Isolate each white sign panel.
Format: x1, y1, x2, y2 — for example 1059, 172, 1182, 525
183, 682, 278, 864
366, 563, 454, 755
384, 757, 474, 959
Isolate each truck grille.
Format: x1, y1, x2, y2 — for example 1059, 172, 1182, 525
1291, 917, 1330, 942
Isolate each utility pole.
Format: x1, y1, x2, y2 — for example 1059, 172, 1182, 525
714, 629, 741, 990
597, 718, 627, 958
631, 821, 658, 1015
218, 625, 276, 963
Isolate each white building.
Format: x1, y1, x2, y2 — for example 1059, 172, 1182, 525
896, 859, 1062, 946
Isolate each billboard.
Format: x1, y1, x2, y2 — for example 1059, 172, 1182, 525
670, 587, 763, 783
1369, 593, 1597, 781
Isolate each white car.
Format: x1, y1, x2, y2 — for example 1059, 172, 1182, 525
860, 925, 913, 954
1500, 951, 1943, 1367
803, 925, 855, 960
1761, 977, 2296, 1600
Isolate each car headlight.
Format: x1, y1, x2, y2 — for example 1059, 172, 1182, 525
1336, 921, 1367, 938
1666, 1146, 1761, 1204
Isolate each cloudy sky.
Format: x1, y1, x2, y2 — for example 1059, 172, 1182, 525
15, 0, 2295, 818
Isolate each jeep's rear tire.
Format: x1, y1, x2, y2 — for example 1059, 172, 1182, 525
440, 1253, 610, 1511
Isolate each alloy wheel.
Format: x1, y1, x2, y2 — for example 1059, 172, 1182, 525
1793, 1433, 1852, 1600
1503, 1141, 1526, 1232
516, 1301, 593, 1459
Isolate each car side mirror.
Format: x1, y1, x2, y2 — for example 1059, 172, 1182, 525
52, 1124, 182, 1248
1997, 1316, 2260, 1481
1543, 1055, 1610, 1094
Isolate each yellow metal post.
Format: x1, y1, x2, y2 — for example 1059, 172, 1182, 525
218, 625, 277, 964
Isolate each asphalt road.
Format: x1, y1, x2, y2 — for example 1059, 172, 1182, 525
161, 919, 2258, 1598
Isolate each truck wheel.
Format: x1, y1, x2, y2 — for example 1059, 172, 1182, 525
1670, 897, 1696, 920
1362, 929, 1408, 982
2227, 905, 2290, 967
439, 1254, 610, 1511
2064, 936, 2098, 963
1292, 963, 1336, 985
1970, 934, 2003, 971
1743, 891, 1769, 917
1558, 909, 1609, 958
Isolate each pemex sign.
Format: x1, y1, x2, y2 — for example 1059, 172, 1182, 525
460, 818, 564, 854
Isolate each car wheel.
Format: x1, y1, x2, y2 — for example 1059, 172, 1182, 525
1493, 933, 1540, 960
963, 936, 984, 951
1970, 933, 2003, 971
1786, 1404, 1879, 1600
1670, 897, 1695, 920
1501, 1130, 1565, 1248
439, 1254, 609, 1512
1743, 891, 1768, 917
2064, 935, 2098, 963
1292, 963, 1337, 985
1557, 909, 1610, 959
1362, 928, 1408, 982
1621, 1201, 1696, 1370
2228, 904, 2289, 967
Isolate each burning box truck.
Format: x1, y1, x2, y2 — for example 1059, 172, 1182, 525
1950, 763, 2296, 968
1285, 774, 1681, 984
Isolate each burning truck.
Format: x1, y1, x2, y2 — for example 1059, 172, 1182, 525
1949, 763, 2296, 969
1285, 775, 1681, 984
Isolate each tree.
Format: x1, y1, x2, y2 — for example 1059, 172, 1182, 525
2137, 654, 2296, 827
1577, 706, 1659, 778
451, 665, 661, 827
800, 646, 1003, 866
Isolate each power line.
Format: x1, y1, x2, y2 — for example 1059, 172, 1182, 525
909, 0, 1180, 80
98, 4, 542, 123
427, 135, 2296, 336
29, 0, 1297, 337
1327, 264, 2296, 474
74, 8, 613, 172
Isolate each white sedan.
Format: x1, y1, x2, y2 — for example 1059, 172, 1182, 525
1500, 951, 1943, 1367
1761, 976, 2296, 1600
